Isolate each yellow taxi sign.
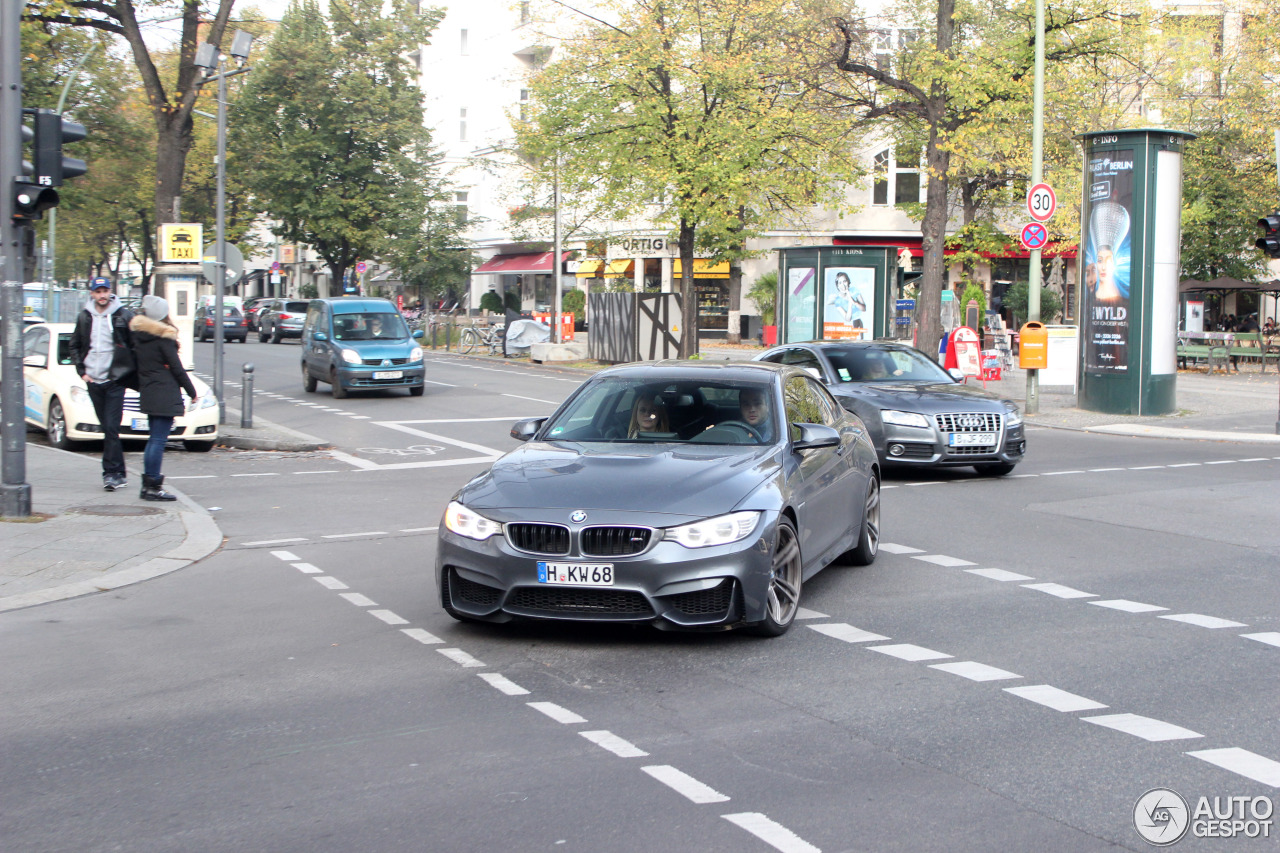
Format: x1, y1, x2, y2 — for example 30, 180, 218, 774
159, 224, 203, 263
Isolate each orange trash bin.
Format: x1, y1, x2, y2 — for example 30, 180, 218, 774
1019, 322, 1048, 369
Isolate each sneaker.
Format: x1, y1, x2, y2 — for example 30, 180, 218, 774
103, 473, 126, 491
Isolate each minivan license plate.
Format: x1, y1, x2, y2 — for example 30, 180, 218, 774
537, 561, 614, 587
372, 370, 403, 380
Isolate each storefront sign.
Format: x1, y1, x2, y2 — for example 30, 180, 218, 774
610, 237, 670, 257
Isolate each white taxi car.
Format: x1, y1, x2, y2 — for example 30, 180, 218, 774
22, 322, 220, 452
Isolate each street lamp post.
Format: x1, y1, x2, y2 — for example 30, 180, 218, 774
194, 31, 253, 425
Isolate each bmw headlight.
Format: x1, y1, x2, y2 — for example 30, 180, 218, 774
69, 385, 90, 405
881, 409, 930, 429
409, 346, 423, 363
341, 348, 362, 365
1004, 403, 1023, 427
663, 511, 760, 548
443, 501, 502, 541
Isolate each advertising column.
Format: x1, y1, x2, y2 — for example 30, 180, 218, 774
1077, 129, 1194, 415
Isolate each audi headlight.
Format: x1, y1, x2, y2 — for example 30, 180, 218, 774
443, 501, 502, 541
663, 511, 760, 548
881, 409, 930, 429
409, 346, 423, 363
341, 348, 362, 365
1003, 403, 1023, 427
69, 385, 90, 406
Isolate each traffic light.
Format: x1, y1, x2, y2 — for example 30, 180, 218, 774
1259, 213, 1280, 259
30, 108, 87, 187
12, 181, 58, 220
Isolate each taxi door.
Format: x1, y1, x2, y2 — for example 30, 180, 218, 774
21, 326, 52, 427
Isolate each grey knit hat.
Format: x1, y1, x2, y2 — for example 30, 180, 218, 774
142, 294, 169, 321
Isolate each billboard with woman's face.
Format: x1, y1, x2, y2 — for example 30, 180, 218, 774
1082, 149, 1134, 372
822, 267, 874, 339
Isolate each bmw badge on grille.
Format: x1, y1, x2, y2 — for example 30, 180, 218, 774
569, 510, 588, 523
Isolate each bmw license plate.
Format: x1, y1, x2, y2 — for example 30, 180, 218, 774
949, 432, 995, 447
372, 370, 403, 380
537, 561, 614, 587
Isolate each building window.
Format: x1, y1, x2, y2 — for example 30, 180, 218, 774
872, 29, 891, 72
520, 1, 531, 25
519, 89, 529, 123
454, 192, 469, 226
871, 148, 922, 206
459, 108, 467, 142
460, 29, 468, 55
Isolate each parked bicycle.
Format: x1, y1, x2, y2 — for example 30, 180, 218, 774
459, 322, 505, 356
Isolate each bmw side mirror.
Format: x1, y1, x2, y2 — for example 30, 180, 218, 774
791, 423, 840, 452
510, 417, 546, 442
313, 332, 328, 342
412, 329, 424, 339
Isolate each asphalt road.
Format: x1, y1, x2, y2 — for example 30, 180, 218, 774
2, 338, 1277, 852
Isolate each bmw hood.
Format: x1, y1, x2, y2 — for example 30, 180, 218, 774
458, 442, 781, 517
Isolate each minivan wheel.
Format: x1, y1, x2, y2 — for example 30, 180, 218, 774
330, 368, 348, 399
409, 385, 425, 397
302, 365, 317, 393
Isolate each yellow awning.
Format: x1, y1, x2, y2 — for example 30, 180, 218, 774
602, 259, 634, 278
672, 259, 730, 279
575, 259, 604, 279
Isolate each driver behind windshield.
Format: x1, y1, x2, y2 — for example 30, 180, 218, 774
738, 387, 773, 441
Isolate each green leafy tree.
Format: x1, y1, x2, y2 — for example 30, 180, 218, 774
828, 0, 1123, 359
232, 0, 450, 291
26, 0, 239, 228
747, 271, 778, 327
561, 287, 585, 317
1003, 280, 1061, 327
521, 0, 862, 357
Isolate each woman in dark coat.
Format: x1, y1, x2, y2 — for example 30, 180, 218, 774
129, 296, 198, 501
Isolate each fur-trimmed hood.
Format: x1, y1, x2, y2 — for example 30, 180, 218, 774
129, 314, 179, 339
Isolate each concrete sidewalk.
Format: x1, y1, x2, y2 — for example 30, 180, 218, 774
0, 411, 327, 614
2, 358, 1276, 615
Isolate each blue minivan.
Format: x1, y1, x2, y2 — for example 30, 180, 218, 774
301, 298, 425, 398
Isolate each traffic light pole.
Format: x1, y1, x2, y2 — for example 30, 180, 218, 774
1, 0, 32, 517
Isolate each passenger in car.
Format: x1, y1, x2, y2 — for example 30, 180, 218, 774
628, 392, 670, 438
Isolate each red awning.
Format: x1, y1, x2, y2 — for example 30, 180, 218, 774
473, 251, 572, 275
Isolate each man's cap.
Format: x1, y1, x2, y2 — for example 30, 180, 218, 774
91, 282, 112, 291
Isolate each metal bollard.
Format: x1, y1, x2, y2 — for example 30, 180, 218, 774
430, 317, 437, 350
241, 363, 254, 429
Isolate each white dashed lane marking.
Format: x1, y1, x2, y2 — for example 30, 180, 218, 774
930, 661, 1021, 682
528, 702, 587, 725
369, 609, 408, 625
478, 673, 530, 696
1004, 685, 1108, 713
966, 568, 1033, 582
722, 813, 821, 853
808, 623, 889, 643
642, 765, 730, 804
579, 730, 648, 758
1082, 713, 1202, 742
868, 644, 952, 662
338, 592, 377, 607
401, 628, 444, 645
1187, 748, 1280, 787
247, 538, 307, 546
438, 648, 484, 668
314, 576, 348, 590
1241, 632, 1280, 648
911, 554, 976, 567
1089, 599, 1167, 613
270, 550, 301, 562
291, 562, 322, 574
1021, 582, 1095, 599
879, 543, 924, 554
322, 530, 388, 539
1159, 613, 1247, 629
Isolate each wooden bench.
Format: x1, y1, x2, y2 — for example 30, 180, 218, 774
1177, 332, 1231, 373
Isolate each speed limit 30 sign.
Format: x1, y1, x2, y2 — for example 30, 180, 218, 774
1027, 183, 1056, 222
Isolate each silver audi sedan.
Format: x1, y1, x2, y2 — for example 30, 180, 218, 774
435, 361, 880, 637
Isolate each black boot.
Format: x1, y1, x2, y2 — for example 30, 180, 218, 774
140, 474, 177, 502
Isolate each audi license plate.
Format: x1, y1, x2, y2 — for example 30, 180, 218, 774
537, 561, 614, 587
949, 432, 995, 447
372, 370, 403, 380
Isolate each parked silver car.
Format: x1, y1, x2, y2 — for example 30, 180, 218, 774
257, 299, 309, 343
756, 340, 1025, 475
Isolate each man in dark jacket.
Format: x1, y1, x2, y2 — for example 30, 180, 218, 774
68, 282, 136, 490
